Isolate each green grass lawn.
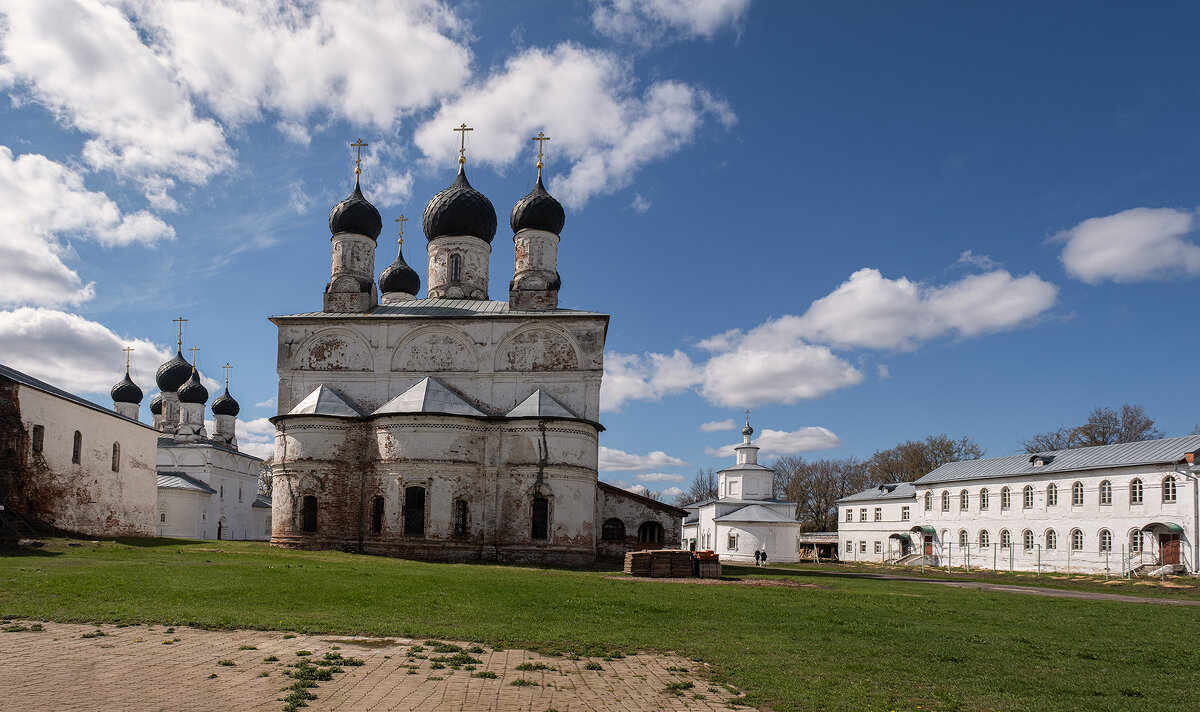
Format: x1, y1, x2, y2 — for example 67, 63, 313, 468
3, 538, 1198, 712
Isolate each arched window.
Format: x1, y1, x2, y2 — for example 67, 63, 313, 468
1045, 529, 1057, 550
1022, 530, 1034, 550
238, 486, 243, 503
941, 491, 950, 511
959, 490, 969, 511
1130, 478, 1144, 504
1099, 529, 1112, 552
405, 486, 426, 537
924, 491, 933, 510
999, 529, 1011, 549
159, 512, 166, 523
220, 483, 225, 500
1071, 481, 1084, 506
979, 488, 989, 510
1129, 529, 1143, 553
638, 521, 664, 544
301, 495, 318, 532
958, 530, 968, 546
111, 442, 120, 472
601, 518, 625, 541
1070, 529, 1083, 551
531, 496, 549, 540
978, 530, 990, 547
1000, 487, 1011, 510
1099, 480, 1112, 506
1162, 476, 1178, 503
1046, 483, 1058, 507
72, 431, 82, 464
449, 253, 462, 282
371, 495, 385, 535
726, 530, 737, 550
1022, 485, 1034, 509
453, 499, 468, 537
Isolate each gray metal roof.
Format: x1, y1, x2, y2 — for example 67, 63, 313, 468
273, 298, 603, 320
718, 462, 773, 474
506, 389, 577, 419
288, 385, 363, 417
157, 472, 216, 494
252, 493, 272, 509
713, 504, 800, 525
0, 363, 156, 431
838, 482, 917, 503
797, 532, 839, 543
157, 436, 264, 461
684, 496, 794, 510
373, 377, 484, 417
915, 435, 1200, 486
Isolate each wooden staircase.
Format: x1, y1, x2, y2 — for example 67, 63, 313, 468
0, 505, 36, 539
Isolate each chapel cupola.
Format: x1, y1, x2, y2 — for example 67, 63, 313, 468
211, 363, 240, 447
323, 139, 380, 313
149, 393, 164, 429
717, 413, 774, 501
110, 347, 143, 421
154, 317, 192, 432
175, 349, 209, 443
423, 124, 496, 300
509, 131, 564, 311
379, 215, 421, 303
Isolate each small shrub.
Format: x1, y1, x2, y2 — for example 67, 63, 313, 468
239, 645, 258, 651
80, 630, 106, 639
584, 662, 603, 671
257, 671, 270, 678
322, 652, 364, 667
510, 678, 539, 687
464, 664, 476, 671
264, 655, 280, 662
217, 659, 235, 667
428, 641, 463, 653
288, 661, 334, 683
430, 652, 481, 666
472, 670, 498, 679
467, 645, 485, 654
29, 623, 44, 632
295, 650, 312, 656
664, 680, 694, 696
430, 661, 446, 670
282, 634, 296, 640
665, 665, 689, 673
3, 624, 29, 633
515, 661, 553, 672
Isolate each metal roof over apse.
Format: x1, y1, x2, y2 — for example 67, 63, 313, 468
506, 389, 578, 419
156, 472, 217, 494
712, 505, 801, 525
916, 435, 1200, 486
287, 385, 363, 417
373, 377, 484, 417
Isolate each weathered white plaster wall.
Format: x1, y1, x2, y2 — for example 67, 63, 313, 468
157, 442, 265, 540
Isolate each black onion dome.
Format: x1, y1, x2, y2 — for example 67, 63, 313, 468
379, 247, 421, 295
155, 349, 192, 392
422, 166, 497, 243
149, 393, 163, 415
110, 369, 143, 404
510, 176, 565, 234
328, 180, 382, 240
211, 388, 240, 416
177, 368, 209, 404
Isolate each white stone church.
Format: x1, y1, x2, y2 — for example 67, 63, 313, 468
267, 140, 683, 565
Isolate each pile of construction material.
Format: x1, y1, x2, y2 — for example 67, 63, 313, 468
623, 550, 720, 578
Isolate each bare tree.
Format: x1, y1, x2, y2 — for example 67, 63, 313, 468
257, 463, 272, 496
1021, 404, 1164, 453
864, 434, 984, 483
674, 467, 717, 506
776, 455, 867, 532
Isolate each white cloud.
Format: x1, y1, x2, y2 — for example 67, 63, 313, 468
414, 43, 734, 208
1055, 207, 1200, 284
956, 250, 999, 270
254, 397, 277, 409
699, 419, 735, 432
877, 364, 890, 380
636, 472, 686, 483
591, 0, 751, 45
0, 148, 174, 307
0, 308, 172, 397
661, 486, 684, 498
600, 349, 701, 412
705, 426, 842, 458
598, 445, 689, 471
784, 267, 1058, 351
696, 336, 863, 408
235, 416, 276, 459
630, 193, 651, 213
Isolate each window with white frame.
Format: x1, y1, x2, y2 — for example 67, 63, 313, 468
978, 530, 990, 547
979, 488, 989, 510
874, 507, 882, 522
874, 541, 882, 554
1046, 483, 1058, 507
960, 490, 969, 511
958, 530, 968, 546
1163, 476, 1178, 503
846, 508, 853, 522
860, 508, 867, 521
859, 541, 867, 553
1071, 529, 1083, 550
941, 491, 950, 511
1130, 478, 1143, 505
924, 491, 933, 510
1022, 530, 1034, 550
1000, 529, 1011, 548
1071, 481, 1084, 506
846, 540, 853, 553
1000, 487, 1011, 510
1099, 480, 1112, 506
727, 532, 738, 551
1046, 529, 1057, 550
901, 506, 910, 521
1022, 485, 1034, 509
1129, 530, 1142, 553
1099, 529, 1112, 552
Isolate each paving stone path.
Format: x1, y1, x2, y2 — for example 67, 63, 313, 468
0, 621, 743, 711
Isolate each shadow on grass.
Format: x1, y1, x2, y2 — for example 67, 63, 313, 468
116, 537, 207, 548
0, 545, 63, 558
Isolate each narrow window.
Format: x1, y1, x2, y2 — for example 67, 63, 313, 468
1071, 481, 1084, 506
960, 490, 969, 511
924, 491, 933, 510
449, 253, 462, 282
1071, 529, 1083, 551
940, 491, 950, 512
531, 496, 549, 540
453, 499, 469, 537
999, 529, 1011, 549
859, 507, 867, 521
31, 424, 44, 454
727, 531, 737, 550
1046, 530, 1057, 550
1099, 529, 1112, 552
846, 540, 853, 553
859, 541, 867, 553
845, 509, 853, 522
979, 530, 990, 547
1000, 487, 1011, 510
220, 483, 225, 500
958, 530, 968, 546
1163, 476, 1177, 503
638, 521, 664, 544
1099, 480, 1112, 506
601, 518, 625, 541
159, 512, 166, 523
900, 506, 910, 521
238, 486, 243, 503
873, 507, 882, 522
371, 495, 385, 535
1046, 483, 1058, 507
1129, 478, 1144, 504
301, 495, 318, 532
1022, 485, 1034, 509
72, 431, 82, 464
1022, 530, 1034, 550
405, 486, 426, 537
111, 442, 120, 472
979, 488, 989, 510
1129, 530, 1142, 553
873, 541, 882, 554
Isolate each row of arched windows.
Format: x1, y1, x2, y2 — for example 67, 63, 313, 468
950, 527, 1133, 553
56, 429, 121, 472
926, 476, 1179, 512
600, 518, 664, 543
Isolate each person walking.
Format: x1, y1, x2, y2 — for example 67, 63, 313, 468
753, 549, 761, 566
760, 550, 768, 567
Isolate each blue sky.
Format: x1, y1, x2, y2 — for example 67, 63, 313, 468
2, 1, 1200, 498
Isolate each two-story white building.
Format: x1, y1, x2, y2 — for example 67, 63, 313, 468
839, 436, 1200, 575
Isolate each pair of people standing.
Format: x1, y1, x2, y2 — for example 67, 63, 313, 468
753, 549, 768, 566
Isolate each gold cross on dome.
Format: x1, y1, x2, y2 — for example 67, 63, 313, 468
222, 362, 232, 388
351, 138, 368, 176
394, 215, 408, 246
531, 131, 550, 178
122, 346, 134, 370
453, 123, 473, 165
172, 316, 188, 348
188, 346, 200, 366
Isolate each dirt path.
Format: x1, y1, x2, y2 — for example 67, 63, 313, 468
0, 621, 743, 711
